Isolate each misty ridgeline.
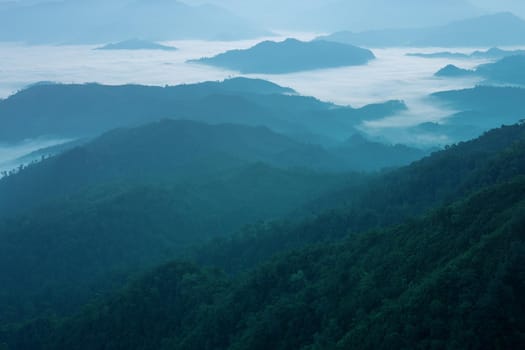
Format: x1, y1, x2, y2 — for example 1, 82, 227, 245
0, 1, 524, 349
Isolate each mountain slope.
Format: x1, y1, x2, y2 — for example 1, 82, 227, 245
16, 176, 525, 350
0, 123, 523, 339
0, 119, 353, 219
0, 78, 404, 144
190, 123, 525, 274
435, 55, 525, 85
432, 86, 525, 129
0, 163, 354, 326
0, 118, 426, 219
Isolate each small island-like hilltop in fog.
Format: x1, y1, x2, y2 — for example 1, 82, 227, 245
95, 39, 178, 51
190, 38, 375, 74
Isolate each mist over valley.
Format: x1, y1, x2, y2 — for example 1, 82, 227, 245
1, 1, 525, 349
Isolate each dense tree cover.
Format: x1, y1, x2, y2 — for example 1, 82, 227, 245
0, 123, 523, 329
0, 119, 424, 219
0, 78, 405, 143
190, 123, 525, 274
8, 176, 524, 350
1, 123, 524, 348
0, 162, 357, 325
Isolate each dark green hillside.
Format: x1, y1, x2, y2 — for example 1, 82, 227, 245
0, 163, 355, 325
1, 123, 523, 345
0, 78, 403, 144
18, 177, 525, 350
191, 123, 525, 273
0, 119, 423, 219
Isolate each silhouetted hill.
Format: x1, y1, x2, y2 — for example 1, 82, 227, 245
0, 120, 329, 218
434, 64, 474, 77
432, 86, 525, 129
190, 38, 375, 74
0, 119, 426, 219
0, 78, 404, 144
319, 12, 525, 47
408, 47, 525, 60
435, 55, 525, 85
95, 39, 177, 51
476, 55, 525, 85
0, 123, 523, 339
13, 175, 525, 350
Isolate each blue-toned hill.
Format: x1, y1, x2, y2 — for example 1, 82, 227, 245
191, 38, 375, 74
95, 39, 177, 51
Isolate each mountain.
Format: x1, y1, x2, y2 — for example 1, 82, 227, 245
476, 55, 525, 85
331, 133, 427, 171
432, 86, 525, 129
0, 0, 269, 44
408, 47, 525, 60
434, 64, 474, 77
0, 119, 427, 220
0, 78, 404, 144
435, 55, 525, 85
190, 38, 375, 74
319, 12, 525, 47
0, 122, 522, 332
189, 123, 525, 274
10, 163, 525, 350
0, 163, 356, 326
95, 39, 178, 51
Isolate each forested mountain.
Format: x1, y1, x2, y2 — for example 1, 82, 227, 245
0, 123, 523, 341
2, 1, 523, 350
190, 39, 375, 74
8, 167, 525, 350
0, 78, 404, 144
0, 119, 424, 219
0, 164, 356, 326
190, 123, 525, 273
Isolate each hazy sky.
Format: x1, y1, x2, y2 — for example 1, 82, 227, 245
2, 0, 525, 31
182, 0, 525, 29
